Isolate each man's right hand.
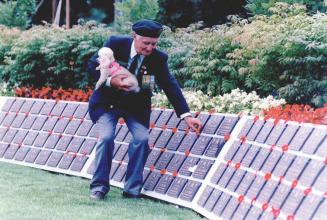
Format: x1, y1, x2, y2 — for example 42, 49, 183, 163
110, 74, 132, 91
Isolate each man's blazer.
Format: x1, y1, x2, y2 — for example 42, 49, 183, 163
87, 35, 190, 126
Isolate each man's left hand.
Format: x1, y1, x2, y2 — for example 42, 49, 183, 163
184, 116, 202, 133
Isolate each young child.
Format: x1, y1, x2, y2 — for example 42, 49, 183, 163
95, 47, 140, 92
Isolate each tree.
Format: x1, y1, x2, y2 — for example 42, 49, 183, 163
156, 0, 246, 29
115, 0, 159, 33
246, 0, 327, 16
31, 0, 114, 26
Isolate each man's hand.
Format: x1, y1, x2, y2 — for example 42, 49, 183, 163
184, 116, 202, 133
110, 74, 133, 91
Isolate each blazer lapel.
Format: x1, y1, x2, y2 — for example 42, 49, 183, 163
116, 38, 133, 67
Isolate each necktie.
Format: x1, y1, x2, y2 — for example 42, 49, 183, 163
128, 54, 139, 75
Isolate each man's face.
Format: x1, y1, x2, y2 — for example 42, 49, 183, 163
133, 33, 159, 56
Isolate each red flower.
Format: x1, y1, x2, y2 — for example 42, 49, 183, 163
263, 104, 326, 125
14, 86, 93, 102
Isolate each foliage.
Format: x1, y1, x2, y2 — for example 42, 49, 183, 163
115, 0, 159, 34
163, 20, 250, 96
246, 0, 327, 16
0, 82, 14, 96
0, 0, 35, 29
241, 4, 327, 107
157, 22, 204, 86
0, 24, 21, 75
180, 28, 244, 96
152, 88, 286, 115
1, 3, 327, 107
263, 104, 327, 125
166, 3, 327, 107
0, 22, 113, 89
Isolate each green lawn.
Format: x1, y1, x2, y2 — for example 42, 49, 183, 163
0, 162, 203, 220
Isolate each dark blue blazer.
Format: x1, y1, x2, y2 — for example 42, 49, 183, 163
87, 35, 190, 126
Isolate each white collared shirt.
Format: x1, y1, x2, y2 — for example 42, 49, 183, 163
128, 41, 144, 74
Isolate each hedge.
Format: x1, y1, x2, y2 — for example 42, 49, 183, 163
1, 3, 326, 107
0, 22, 112, 89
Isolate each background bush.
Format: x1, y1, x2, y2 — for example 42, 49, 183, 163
0, 25, 21, 75
0, 22, 113, 89
0, 3, 326, 107
152, 88, 286, 115
246, 0, 327, 16
0, 0, 35, 29
165, 3, 327, 107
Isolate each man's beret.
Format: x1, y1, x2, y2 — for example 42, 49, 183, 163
132, 19, 163, 38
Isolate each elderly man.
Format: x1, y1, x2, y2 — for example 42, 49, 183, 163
87, 19, 201, 200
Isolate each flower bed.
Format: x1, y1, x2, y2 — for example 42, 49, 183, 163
263, 104, 327, 125
12, 86, 326, 125
152, 88, 286, 115
14, 86, 93, 102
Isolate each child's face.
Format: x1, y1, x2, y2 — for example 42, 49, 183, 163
97, 48, 114, 64
97, 55, 112, 68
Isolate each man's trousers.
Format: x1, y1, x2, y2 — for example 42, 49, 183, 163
90, 108, 149, 196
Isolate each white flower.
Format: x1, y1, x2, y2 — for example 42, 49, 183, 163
151, 88, 286, 115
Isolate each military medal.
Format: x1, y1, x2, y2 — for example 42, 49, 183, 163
141, 70, 155, 90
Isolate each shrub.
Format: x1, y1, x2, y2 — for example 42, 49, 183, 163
179, 27, 244, 96
240, 4, 327, 107
246, 0, 327, 16
0, 25, 21, 74
1, 3, 327, 108
157, 22, 204, 87
0, 0, 35, 29
168, 3, 327, 107
0, 21, 195, 91
0, 22, 113, 89
0, 82, 14, 96
152, 88, 286, 115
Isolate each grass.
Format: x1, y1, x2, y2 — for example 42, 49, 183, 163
0, 162, 203, 220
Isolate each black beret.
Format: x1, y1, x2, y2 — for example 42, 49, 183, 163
132, 19, 163, 38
